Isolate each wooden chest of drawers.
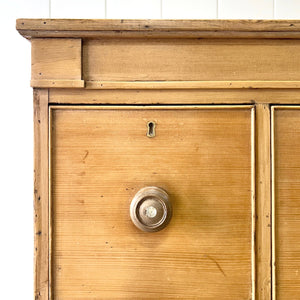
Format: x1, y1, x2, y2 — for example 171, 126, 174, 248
17, 19, 300, 299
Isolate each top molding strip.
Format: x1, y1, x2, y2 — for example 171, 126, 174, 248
16, 19, 300, 39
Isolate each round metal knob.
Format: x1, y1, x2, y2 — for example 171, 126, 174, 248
130, 187, 172, 232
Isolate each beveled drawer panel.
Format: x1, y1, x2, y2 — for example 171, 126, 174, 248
272, 107, 300, 299
50, 105, 254, 299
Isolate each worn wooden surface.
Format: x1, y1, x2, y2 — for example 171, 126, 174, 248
48, 88, 300, 105
31, 38, 82, 82
17, 19, 300, 32
16, 19, 300, 39
22, 20, 300, 90
85, 80, 300, 90
255, 104, 271, 300
83, 39, 300, 82
50, 106, 254, 299
31, 79, 84, 89
34, 89, 49, 300
272, 107, 300, 299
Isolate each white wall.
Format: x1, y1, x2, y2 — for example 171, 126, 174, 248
0, 0, 299, 299
48, 0, 300, 19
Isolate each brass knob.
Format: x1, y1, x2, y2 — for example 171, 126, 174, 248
130, 187, 172, 232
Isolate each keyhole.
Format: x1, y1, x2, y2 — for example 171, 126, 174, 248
147, 121, 156, 138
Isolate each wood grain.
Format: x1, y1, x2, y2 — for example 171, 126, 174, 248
32, 80, 300, 90
16, 19, 300, 39
34, 89, 49, 300
49, 88, 300, 105
85, 80, 300, 90
31, 38, 82, 81
83, 39, 300, 82
17, 30, 300, 40
17, 19, 300, 32
50, 106, 254, 299
31, 79, 84, 89
272, 107, 300, 299
255, 104, 271, 300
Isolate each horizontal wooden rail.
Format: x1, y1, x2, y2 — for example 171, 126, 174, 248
85, 81, 300, 90
30, 80, 300, 89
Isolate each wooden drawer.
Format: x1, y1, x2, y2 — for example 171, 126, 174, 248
272, 107, 300, 299
50, 106, 254, 299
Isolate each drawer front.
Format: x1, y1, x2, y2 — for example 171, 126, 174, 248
50, 106, 254, 299
273, 107, 300, 299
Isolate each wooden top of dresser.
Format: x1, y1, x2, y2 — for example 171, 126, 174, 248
16, 19, 300, 39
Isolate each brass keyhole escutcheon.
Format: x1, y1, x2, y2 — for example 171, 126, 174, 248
130, 187, 172, 232
147, 121, 156, 138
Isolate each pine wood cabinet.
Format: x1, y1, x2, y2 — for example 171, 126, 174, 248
17, 19, 300, 299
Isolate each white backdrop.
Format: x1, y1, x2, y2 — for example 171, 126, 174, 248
0, 0, 299, 299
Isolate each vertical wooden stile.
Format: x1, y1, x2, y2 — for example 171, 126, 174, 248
33, 89, 49, 300
255, 104, 272, 300
271, 106, 276, 300
251, 107, 256, 300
